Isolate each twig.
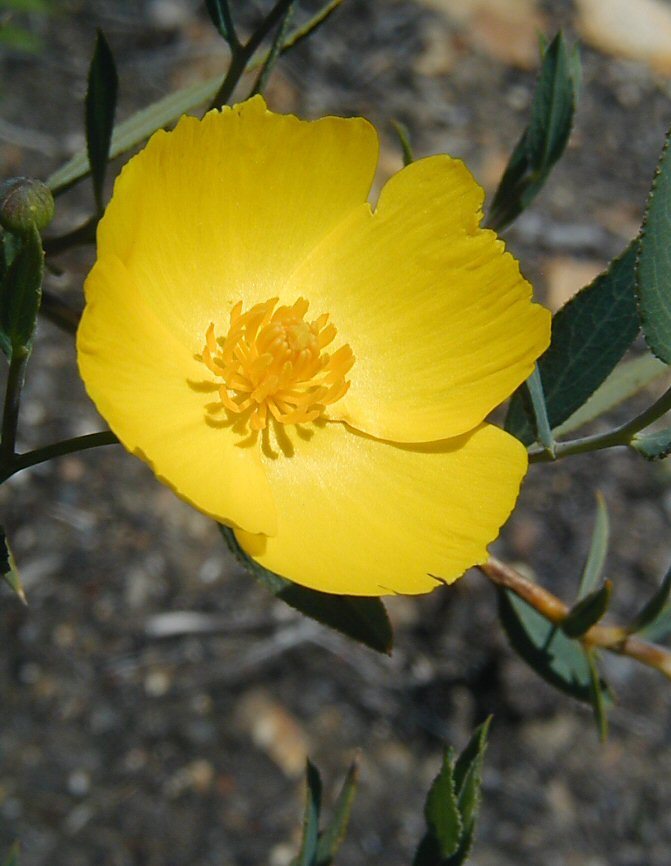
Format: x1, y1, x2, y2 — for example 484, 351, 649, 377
478, 556, 671, 680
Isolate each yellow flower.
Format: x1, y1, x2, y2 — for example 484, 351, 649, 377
77, 96, 550, 596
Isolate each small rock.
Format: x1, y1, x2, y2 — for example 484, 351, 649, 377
576, 0, 671, 76
421, 0, 546, 69
236, 689, 309, 778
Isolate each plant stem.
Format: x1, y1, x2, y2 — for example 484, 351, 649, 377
0, 430, 119, 483
479, 557, 671, 681
529, 381, 671, 463
1, 346, 30, 460
209, 0, 296, 109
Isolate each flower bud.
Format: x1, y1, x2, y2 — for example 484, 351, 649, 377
0, 177, 54, 234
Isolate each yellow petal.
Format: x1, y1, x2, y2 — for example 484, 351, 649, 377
97, 95, 379, 354
77, 255, 277, 535
288, 155, 551, 442
235, 420, 527, 596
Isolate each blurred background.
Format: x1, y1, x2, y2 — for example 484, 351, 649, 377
2, 0, 671, 863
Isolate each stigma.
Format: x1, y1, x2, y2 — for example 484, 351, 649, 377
198, 297, 354, 431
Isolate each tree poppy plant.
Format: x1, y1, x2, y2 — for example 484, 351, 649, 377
77, 96, 550, 595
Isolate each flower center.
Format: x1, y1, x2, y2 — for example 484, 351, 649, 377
199, 297, 354, 431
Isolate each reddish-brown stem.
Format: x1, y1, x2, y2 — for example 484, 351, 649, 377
479, 557, 671, 681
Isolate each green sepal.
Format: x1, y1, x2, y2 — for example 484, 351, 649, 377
561, 581, 612, 638
0, 224, 44, 358
628, 563, 671, 635
506, 242, 640, 444
219, 525, 393, 654
637, 126, 671, 364
487, 32, 579, 232
413, 719, 491, 866
85, 30, 118, 214
498, 588, 609, 704
631, 427, 671, 461
315, 756, 359, 866
0, 527, 25, 604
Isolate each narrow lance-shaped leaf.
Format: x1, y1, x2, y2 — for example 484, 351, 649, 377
586, 649, 609, 742
554, 353, 669, 438
637, 126, 671, 364
506, 242, 640, 444
0, 225, 44, 357
205, 0, 237, 45
449, 717, 491, 865
296, 761, 322, 866
47, 2, 343, 195
413, 747, 462, 865
85, 30, 118, 214
250, 1, 296, 96
315, 756, 360, 866
488, 32, 579, 232
637, 603, 671, 642
219, 525, 393, 654
577, 492, 609, 600
629, 562, 671, 634
0, 527, 25, 604
561, 581, 612, 639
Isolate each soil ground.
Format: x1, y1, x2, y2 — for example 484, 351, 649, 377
2, 1, 671, 864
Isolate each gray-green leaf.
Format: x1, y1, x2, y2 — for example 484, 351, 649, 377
506, 242, 640, 444
637, 126, 671, 364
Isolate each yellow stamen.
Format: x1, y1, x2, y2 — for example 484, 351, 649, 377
198, 297, 354, 431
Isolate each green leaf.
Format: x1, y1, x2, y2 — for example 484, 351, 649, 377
219, 525, 393, 654
250, 2, 296, 96
414, 747, 462, 863
637, 126, 671, 365
297, 761, 322, 866
315, 757, 359, 866
637, 603, 671, 642
586, 649, 609, 742
554, 353, 669, 437
205, 0, 236, 43
85, 30, 118, 214
391, 119, 414, 166
498, 588, 607, 703
577, 492, 609, 600
413, 720, 491, 866
506, 242, 640, 444
631, 426, 671, 460
629, 562, 671, 634
448, 717, 491, 866
2, 843, 19, 866
488, 32, 579, 231
0, 527, 25, 604
48, 75, 221, 194
0, 225, 44, 357
46, 3, 344, 196
562, 581, 612, 638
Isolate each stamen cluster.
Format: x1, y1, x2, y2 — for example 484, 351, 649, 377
199, 297, 354, 431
